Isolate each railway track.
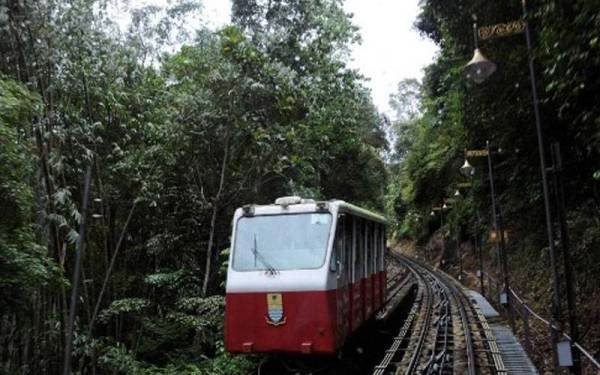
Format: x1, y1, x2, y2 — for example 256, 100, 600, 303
375, 253, 505, 375
252, 252, 506, 375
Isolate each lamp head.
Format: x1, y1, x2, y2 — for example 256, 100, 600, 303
464, 48, 497, 84
460, 159, 475, 177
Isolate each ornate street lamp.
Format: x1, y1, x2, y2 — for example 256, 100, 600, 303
465, 48, 497, 84
462, 144, 510, 307
460, 159, 475, 177
464, 3, 581, 372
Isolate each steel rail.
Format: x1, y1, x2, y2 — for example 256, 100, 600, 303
378, 253, 436, 375
373, 284, 421, 375
402, 262, 435, 375
428, 265, 478, 375
421, 294, 451, 374
446, 277, 477, 375
373, 257, 423, 375
397, 254, 479, 375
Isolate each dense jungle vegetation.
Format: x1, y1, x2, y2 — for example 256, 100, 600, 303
0, 0, 386, 373
387, 0, 600, 372
1, 0, 599, 373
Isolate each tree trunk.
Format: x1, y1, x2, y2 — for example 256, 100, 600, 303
202, 137, 230, 296
202, 204, 220, 297
63, 165, 93, 375
87, 202, 137, 338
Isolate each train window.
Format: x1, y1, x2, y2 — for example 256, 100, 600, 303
377, 224, 382, 272
232, 213, 332, 271
380, 225, 386, 270
331, 214, 345, 273
376, 224, 380, 271
344, 215, 353, 284
354, 218, 364, 281
373, 224, 379, 272
363, 221, 368, 276
366, 222, 373, 276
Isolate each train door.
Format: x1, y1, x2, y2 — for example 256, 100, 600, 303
351, 217, 363, 331
333, 214, 350, 346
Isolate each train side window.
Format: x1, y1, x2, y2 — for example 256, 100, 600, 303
373, 224, 379, 272
380, 225, 386, 270
376, 224, 380, 271
344, 215, 353, 283
355, 218, 364, 281
331, 214, 345, 274
365, 221, 372, 276
380, 225, 384, 270
365, 220, 370, 276
371, 223, 376, 274
372, 223, 377, 273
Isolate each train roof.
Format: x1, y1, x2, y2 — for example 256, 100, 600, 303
236, 196, 388, 225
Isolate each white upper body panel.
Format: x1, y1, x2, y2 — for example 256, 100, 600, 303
225, 199, 386, 294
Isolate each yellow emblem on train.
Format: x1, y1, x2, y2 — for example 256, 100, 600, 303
266, 293, 286, 326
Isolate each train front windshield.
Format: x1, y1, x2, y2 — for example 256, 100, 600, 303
232, 213, 332, 271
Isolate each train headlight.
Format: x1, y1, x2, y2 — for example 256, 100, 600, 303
242, 204, 255, 216
316, 202, 329, 212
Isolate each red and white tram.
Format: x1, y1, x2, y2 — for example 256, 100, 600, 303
225, 196, 387, 354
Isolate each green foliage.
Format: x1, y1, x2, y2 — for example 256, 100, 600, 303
145, 270, 187, 289
194, 344, 256, 375
97, 342, 147, 374
76, 335, 255, 374
388, 1, 600, 369
0, 77, 62, 305
0, 0, 387, 372
391, 0, 600, 242
99, 298, 152, 323
230, 0, 387, 208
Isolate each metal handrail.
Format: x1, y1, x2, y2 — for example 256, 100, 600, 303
507, 287, 600, 369
465, 269, 600, 370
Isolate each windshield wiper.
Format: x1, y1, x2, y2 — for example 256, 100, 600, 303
252, 233, 277, 273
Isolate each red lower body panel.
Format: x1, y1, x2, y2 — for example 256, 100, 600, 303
363, 278, 372, 319
351, 282, 363, 331
226, 290, 338, 354
336, 285, 351, 344
373, 274, 381, 311
381, 271, 387, 302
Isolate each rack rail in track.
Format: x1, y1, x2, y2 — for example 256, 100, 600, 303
374, 253, 505, 375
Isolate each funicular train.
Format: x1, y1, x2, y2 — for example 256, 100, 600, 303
225, 196, 387, 354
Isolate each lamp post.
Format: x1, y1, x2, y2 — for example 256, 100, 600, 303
441, 202, 447, 265
452, 190, 464, 280
458, 172, 486, 296
431, 201, 450, 262
485, 141, 509, 306
464, 2, 580, 373
429, 210, 436, 260
475, 212, 485, 296
462, 145, 509, 304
